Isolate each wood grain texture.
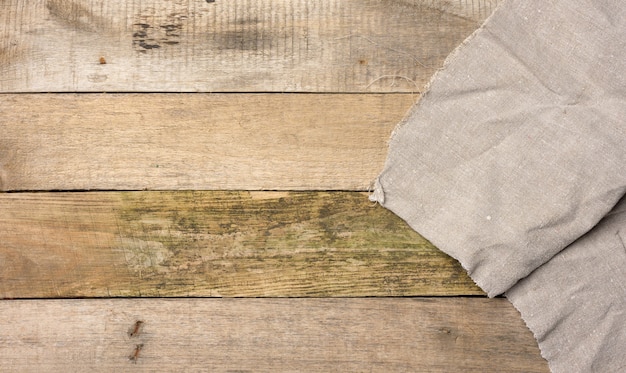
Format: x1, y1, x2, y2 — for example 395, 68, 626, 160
0, 0, 499, 92
0, 0, 546, 369
0, 298, 549, 372
0, 93, 415, 191
0, 191, 481, 298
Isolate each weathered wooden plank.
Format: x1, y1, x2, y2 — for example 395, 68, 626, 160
0, 298, 548, 372
0, 0, 499, 92
0, 93, 414, 191
0, 191, 482, 298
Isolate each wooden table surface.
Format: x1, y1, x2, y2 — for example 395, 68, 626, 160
0, 1, 549, 371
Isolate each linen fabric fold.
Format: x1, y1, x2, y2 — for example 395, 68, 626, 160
371, 0, 626, 371
507, 195, 626, 372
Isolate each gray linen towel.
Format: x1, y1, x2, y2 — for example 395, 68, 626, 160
371, 0, 626, 371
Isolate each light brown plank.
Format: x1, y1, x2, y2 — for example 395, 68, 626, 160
0, 191, 482, 298
0, 93, 414, 191
0, 298, 548, 372
0, 0, 499, 92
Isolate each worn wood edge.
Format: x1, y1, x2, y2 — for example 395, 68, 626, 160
0, 0, 498, 92
0, 93, 416, 191
0, 297, 548, 372
0, 191, 483, 298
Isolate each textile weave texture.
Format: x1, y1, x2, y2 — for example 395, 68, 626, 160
371, 0, 626, 371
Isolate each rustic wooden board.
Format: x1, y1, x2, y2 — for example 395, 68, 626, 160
0, 0, 499, 92
0, 191, 482, 298
0, 298, 548, 372
0, 93, 415, 191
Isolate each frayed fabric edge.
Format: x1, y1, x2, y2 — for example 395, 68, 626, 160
366, 9, 501, 217
506, 295, 554, 372
368, 0, 512, 217
384, 0, 510, 146
368, 0, 511, 296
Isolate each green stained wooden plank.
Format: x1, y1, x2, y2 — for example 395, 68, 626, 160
0, 191, 482, 298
